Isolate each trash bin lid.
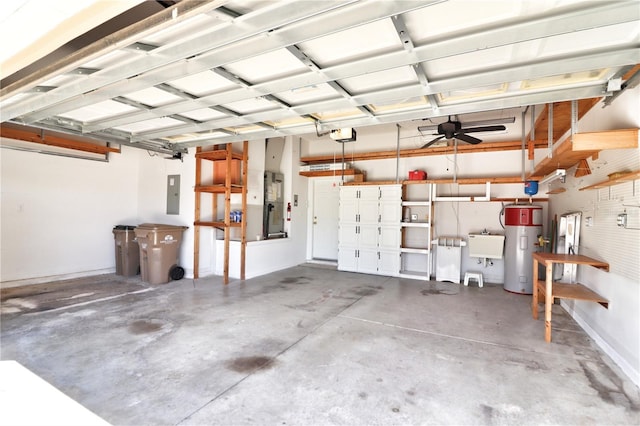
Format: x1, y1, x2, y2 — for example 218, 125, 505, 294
113, 225, 136, 230
136, 223, 188, 231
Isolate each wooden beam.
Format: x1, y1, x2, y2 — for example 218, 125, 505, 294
301, 140, 549, 164
1, 123, 120, 155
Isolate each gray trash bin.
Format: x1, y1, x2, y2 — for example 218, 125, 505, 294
113, 225, 139, 277
134, 223, 188, 285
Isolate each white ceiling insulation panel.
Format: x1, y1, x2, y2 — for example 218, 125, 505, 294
275, 83, 340, 105
123, 87, 184, 107
114, 117, 185, 133
59, 100, 139, 122
297, 19, 402, 67
168, 71, 236, 97
180, 108, 229, 122
222, 97, 279, 114
339, 66, 418, 94
423, 46, 514, 80
536, 22, 640, 57
402, 1, 520, 42
224, 49, 310, 84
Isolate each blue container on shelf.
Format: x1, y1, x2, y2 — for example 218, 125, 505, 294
524, 180, 538, 195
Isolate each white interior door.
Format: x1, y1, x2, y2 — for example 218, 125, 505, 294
313, 180, 340, 260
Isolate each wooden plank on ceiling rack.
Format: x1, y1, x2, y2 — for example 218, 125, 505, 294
572, 129, 639, 151
300, 140, 549, 164
529, 128, 639, 179
531, 98, 601, 143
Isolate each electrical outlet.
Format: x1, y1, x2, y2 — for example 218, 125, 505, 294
617, 213, 627, 228
585, 217, 593, 227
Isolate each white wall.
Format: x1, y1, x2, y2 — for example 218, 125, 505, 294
0, 145, 139, 285
546, 86, 640, 386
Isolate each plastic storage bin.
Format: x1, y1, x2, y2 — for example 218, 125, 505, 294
134, 223, 188, 285
112, 225, 139, 276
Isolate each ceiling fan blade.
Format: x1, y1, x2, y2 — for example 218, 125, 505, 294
455, 133, 482, 144
461, 125, 506, 133
421, 135, 445, 149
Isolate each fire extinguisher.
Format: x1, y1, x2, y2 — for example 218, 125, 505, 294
287, 202, 292, 221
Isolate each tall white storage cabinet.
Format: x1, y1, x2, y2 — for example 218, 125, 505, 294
338, 184, 402, 276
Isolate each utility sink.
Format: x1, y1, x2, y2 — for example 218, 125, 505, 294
468, 234, 505, 259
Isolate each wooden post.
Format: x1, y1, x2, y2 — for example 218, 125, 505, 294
223, 143, 232, 285
194, 147, 202, 279
240, 140, 248, 280
544, 262, 553, 342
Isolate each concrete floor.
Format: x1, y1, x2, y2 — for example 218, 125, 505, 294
1, 264, 639, 425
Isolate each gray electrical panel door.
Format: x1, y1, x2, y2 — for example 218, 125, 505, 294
167, 174, 180, 214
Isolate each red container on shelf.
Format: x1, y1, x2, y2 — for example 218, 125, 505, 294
408, 170, 427, 180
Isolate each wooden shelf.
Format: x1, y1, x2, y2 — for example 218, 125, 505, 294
196, 150, 244, 161
536, 280, 608, 308
400, 247, 430, 254
193, 142, 248, 284
401, 221, 430, 228
532, 253, 609, 271
402, 201, 430, 206
578, 170, 640, 191
299, 169, 365, 181
529, 128, 638, 179
195, 184, 244, 194
194, 221, 242, 229
546, 188, 566, 195
532, 252, 609, 342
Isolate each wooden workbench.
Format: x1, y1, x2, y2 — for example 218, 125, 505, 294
531, 252, 609, 342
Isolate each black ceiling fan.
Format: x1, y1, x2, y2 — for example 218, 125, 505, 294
420, 116, 506, 149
